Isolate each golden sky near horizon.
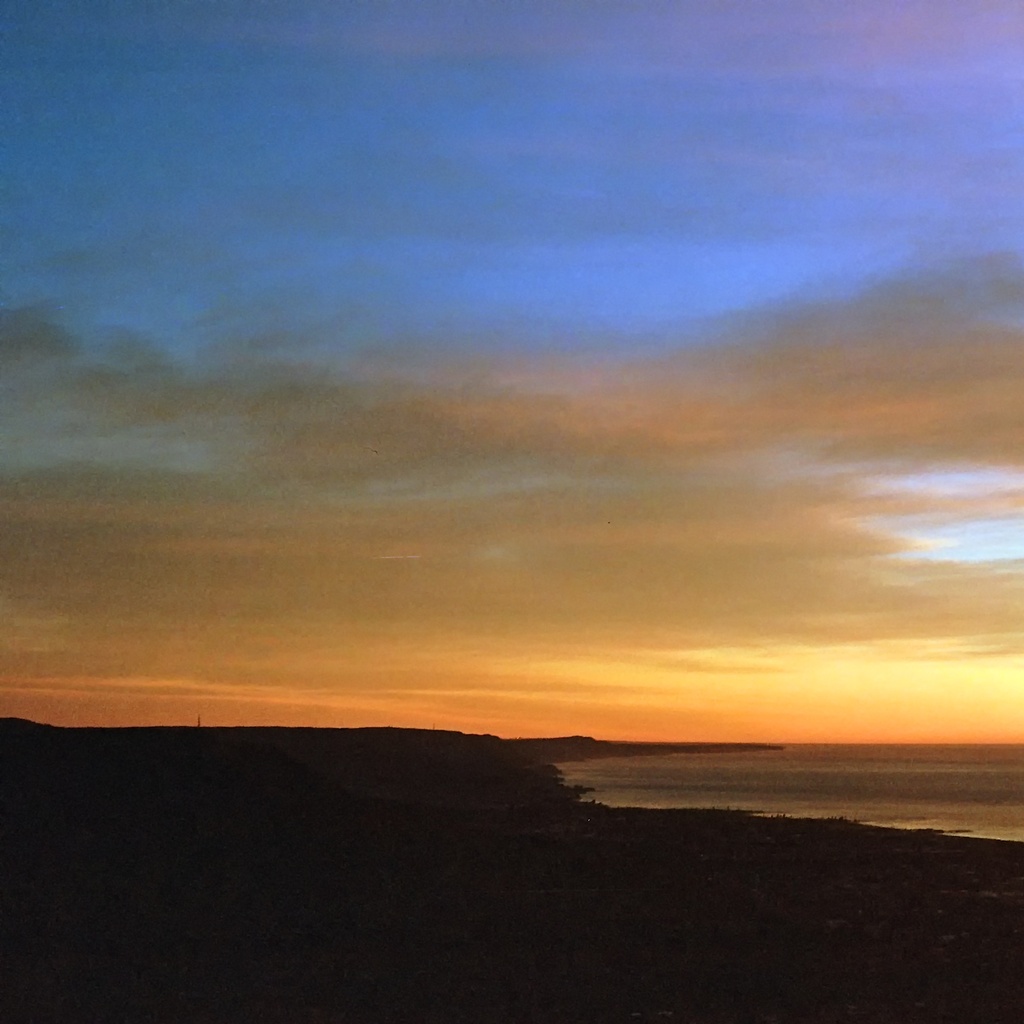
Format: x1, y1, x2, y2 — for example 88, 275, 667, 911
6, 1, 1024, 740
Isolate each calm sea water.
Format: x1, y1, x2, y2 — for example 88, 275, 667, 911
558, 745, 1024, 843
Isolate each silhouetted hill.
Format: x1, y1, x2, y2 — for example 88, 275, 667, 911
0, 723, 504, 1021
4, 721, 1024, 1023
0, 716, 53, 733
213, 725, 573, 809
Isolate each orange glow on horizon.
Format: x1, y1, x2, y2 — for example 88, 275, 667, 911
6, 639, 1024, 744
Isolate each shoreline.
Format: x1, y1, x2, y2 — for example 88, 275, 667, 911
6, 719, 1024, 1022
555, 741, 1024, 846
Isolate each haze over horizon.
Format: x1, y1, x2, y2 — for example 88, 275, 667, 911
5, 0, 1024, 742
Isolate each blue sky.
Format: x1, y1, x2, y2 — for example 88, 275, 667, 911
7, 0, 1023, 354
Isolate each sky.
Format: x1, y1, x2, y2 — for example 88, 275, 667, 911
4, 0, 1024, 740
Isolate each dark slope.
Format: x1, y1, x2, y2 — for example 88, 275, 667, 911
4, 721, 1024, 1024
1, 724, 397, 1021
211, 725, 570, 808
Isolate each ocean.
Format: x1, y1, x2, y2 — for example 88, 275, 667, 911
557, 745, 1024, 843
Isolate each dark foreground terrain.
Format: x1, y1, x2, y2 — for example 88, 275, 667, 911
3, 720, 1024, 1023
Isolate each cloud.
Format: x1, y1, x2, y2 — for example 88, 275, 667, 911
0, 592, 67, 654
0, 306, 79, 367
8, 252, 1024, 484
4, 256, 1024, 727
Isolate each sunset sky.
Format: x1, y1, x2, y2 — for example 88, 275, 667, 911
5, 0, 1024, 740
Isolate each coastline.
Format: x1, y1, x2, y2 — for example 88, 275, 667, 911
555, 742, 1024, 845
5, 719, 1024, 1023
